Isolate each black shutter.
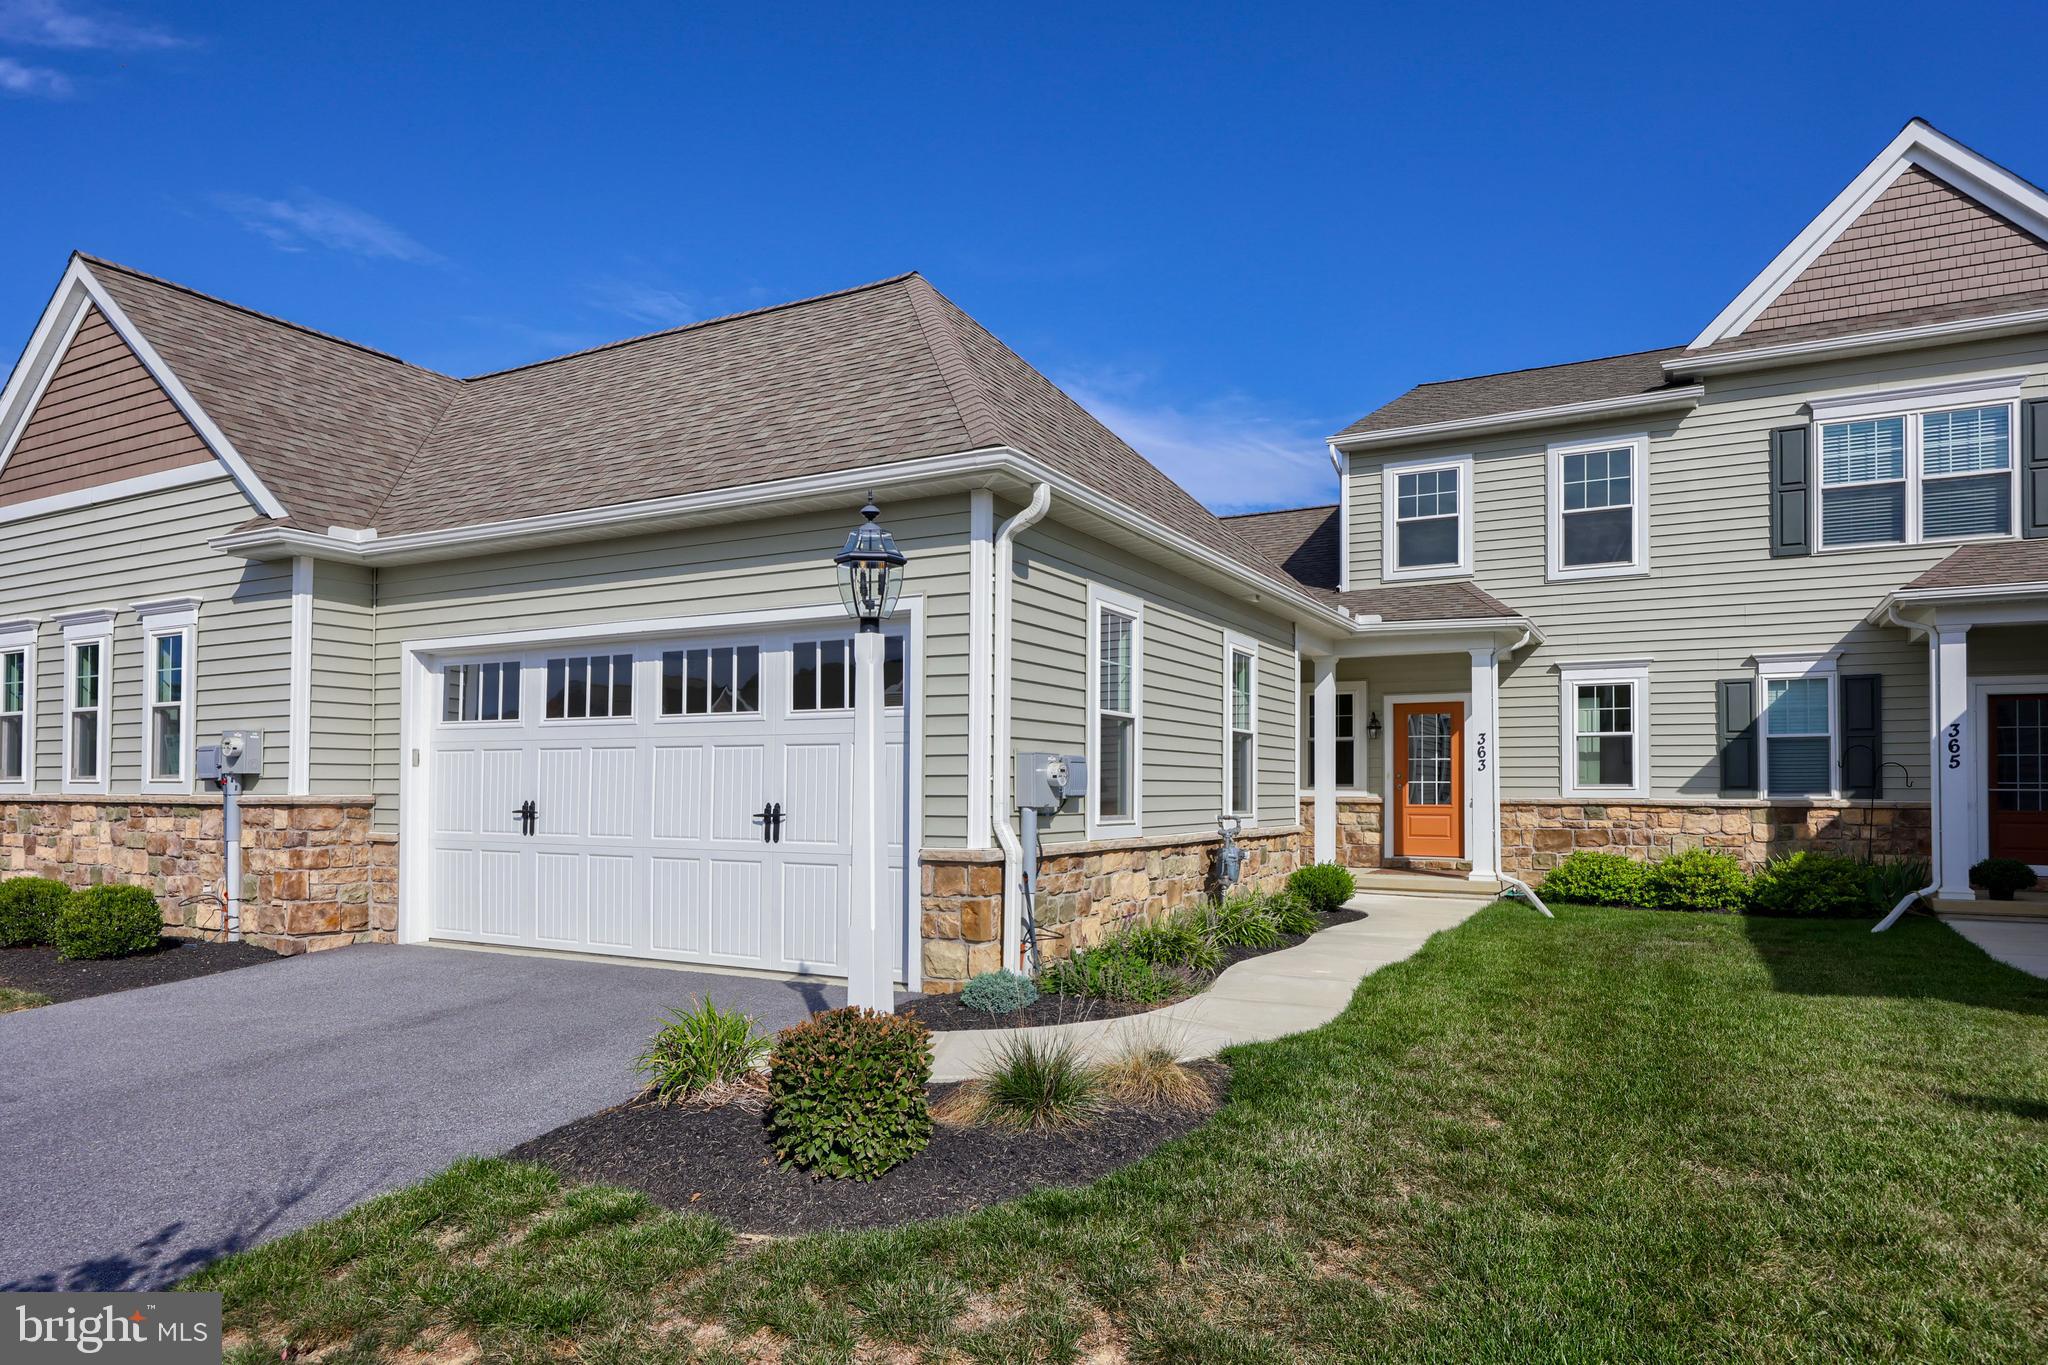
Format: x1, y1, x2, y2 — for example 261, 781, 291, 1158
2023, 398, 2048, 539
1841, 674, 1882, 798
1770, 426, 1812, 557
1717, 679, 1758, 795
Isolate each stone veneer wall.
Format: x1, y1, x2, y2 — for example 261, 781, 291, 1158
1303, 795, 1383, 870
0, 796, 393, 955
1500, 798, 1932, 875
919, 822, 1308, 993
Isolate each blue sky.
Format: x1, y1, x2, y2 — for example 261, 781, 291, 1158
4, 1, 2048, 514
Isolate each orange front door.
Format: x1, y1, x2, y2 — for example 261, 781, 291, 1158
1393, 701, 1464, 859
1989, 693, 2048, 865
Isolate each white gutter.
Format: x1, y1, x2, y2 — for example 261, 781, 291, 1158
1329, 387, 1703, 453
992, 483, 1051, 972
1875, 633, 1942, 933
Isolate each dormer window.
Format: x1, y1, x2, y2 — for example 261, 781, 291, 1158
1812, 378, 2019, 551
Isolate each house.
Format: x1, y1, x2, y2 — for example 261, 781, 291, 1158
0, 119, 2040, 993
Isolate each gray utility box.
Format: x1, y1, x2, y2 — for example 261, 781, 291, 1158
1016, 751, 1088, 815
197, 729, 265, 782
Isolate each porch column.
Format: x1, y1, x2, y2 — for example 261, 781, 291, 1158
1311, 653, 1337, 865
1933, 624, 1974, 900
1467, 646, 1500, 882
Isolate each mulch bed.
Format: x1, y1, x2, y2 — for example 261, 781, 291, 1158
903, 907, 1369, 1032
0, 937, 279, 1005
509, 1064, 1227, 1234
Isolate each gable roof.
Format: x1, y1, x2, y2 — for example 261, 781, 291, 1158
1222, 503, 1339, 589
1690, 119, 2048, 351
1901, 539, 2048, 594
1331, 347, 1693, 446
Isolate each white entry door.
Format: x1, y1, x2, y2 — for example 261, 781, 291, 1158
426, 629, 908, 979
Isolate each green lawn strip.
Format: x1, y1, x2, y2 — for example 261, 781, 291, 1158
0, 985, 50, 1012
188, 904, 2048, 1363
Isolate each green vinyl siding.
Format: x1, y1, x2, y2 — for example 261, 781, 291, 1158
311, 560, 377, 794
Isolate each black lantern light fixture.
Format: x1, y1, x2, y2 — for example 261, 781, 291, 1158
834, 495, 907, 630
1366, 710, 1383, 741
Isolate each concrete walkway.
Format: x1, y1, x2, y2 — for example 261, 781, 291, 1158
929, 890, 1493, 1082
1945, 916, 2048, 979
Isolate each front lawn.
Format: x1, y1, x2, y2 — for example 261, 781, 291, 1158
0, 984, 50, 1012
191, 904, 2048, 1363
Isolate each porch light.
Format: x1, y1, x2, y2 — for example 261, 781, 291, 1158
1367, 710, 1383, 741
834, 496, 907, 630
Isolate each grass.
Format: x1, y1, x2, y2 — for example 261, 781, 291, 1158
0, 985, 49, 1013
189, 903, 2048, 1362
937, 1034, 1102, 1131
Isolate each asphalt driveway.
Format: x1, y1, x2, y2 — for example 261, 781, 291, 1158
0, 944, 840, 1290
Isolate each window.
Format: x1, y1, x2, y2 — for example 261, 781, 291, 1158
1304, 689, 1361, 789
136, 599, 197, 791
67, 639, 105, 786
1549, 435, 1648, 577
1225, 639, 1256, 818
1558, 662, 1649, 798
662, 644, 761, 715
1382, 456, 1472, 578
0, 627, 30, 789
445, 660, 521, 723
1758, 657, 1836, 797
788, 636, 904, 712
1090, 590, 1141, 831
544, 652, 634, 720
1812, 378, 2019, 550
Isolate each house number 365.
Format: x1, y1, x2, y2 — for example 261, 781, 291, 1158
1475, 732, 1489, 773
1946, 721, 1963, 770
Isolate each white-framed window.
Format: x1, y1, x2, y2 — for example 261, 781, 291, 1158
544, 651, 634, 721
136, 600, 198, 793
443, 660, 522, 723
1224, 634, 1257, 819
1381, 454, 1473, 579
0, 621, 35, 792
1548, 434, 1649, 578
58, 610, 114, 793
1812, 376, 2021, 551
1303, 684, 1367, 791
1087, 585, 1142, 835
662, 645, 761, 716
1557, 661, 1650, 799
1758, 653, 1837, 798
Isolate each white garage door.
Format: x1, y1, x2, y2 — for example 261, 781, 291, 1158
425, 628, 909, 980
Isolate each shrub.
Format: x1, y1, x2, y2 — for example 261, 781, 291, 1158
959, 969, 1039, 1016
1040, 947, 1181, 1004
54, 883, 162, 960
634, 999, 771, 1105
1750, 853, 1873, 918
767, 1006, 933, 1180
1641, 849, 1751, 913
1537, 851, 1648, 907
1863, 857, 1932, 913
1203, 894, 1283, 949
1269, 892, 1321, 938
1119, 912, 1224, 975
942, 1035, 1100, 1131
1971, 858, 2041, 900
0, 876, 73, 948
1287, 863, 1356, 914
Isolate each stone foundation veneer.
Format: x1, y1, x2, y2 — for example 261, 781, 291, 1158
0, 795, 394, 955
1500, 798, 1931, 875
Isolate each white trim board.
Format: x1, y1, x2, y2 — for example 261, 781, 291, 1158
288, 557, 314, 795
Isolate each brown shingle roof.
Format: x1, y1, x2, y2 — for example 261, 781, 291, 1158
1904, 539, 2048, 592
1332, 580, 1520, 623
1334, 346, 1691, 441
1221, 504, 1339, 590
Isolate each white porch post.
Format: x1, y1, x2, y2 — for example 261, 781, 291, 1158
1312, 653, 1337, 865
1467, 646, 1500, 882
1932, 624, 1975, 900
849, 626, 891, 1009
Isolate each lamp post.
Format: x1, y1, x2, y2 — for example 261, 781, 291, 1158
834, 496, 906, 1012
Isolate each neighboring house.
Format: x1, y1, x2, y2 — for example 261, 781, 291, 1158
1286, 118, 2046, 902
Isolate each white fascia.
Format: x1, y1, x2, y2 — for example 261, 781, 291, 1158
1330, 387, 1702, 453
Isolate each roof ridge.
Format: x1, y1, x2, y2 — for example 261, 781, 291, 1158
899, 275, 1006, 448
1220, 502, 1338, 521
1408, 342, 1687, 390
76, 253, 448, 376
460, 271, 922, 382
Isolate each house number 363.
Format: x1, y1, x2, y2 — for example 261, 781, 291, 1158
1475, 732, 1489, 773
1946, 722, 1963, 770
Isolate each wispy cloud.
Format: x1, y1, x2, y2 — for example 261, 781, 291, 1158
214, 191, 442, 264
0, 0, 185, 50
0, 53, 67, 95
1060, 366, 1337, 515
582, 276, 697, 328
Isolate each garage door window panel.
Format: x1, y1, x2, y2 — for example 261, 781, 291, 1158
546, 652, 634, 721
662, 645, 760, 717
444, 660, 522, 723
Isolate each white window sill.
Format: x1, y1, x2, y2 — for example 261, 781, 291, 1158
1381, 566, 1475, 583
1547, 564, 1650, 584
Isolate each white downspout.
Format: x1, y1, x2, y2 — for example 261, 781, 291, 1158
1875, 625, 1940, 932
993, 483, 1052, 971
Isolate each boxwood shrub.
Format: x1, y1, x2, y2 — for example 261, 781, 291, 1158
1750, 852, 1874, 918
1287, 863, 1356, 914
1641, 848, 1751, 913
768, 1006, 933, 1180
0, 876, 73, 948
54, 883, 164, 960
1537, 851, 1648, 907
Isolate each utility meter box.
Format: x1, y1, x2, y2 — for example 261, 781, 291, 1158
1016, 751, 1088, 814
198, 729, 265, 781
